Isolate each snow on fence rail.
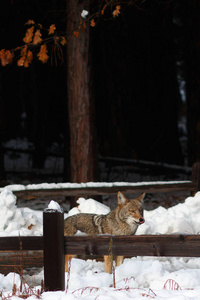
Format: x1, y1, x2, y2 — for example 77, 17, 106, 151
1, 210, 200, 291
11, 180, 196, 198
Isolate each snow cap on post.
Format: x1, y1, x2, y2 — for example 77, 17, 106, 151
44, 200, 63, 213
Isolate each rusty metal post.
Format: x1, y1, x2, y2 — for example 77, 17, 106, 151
43, 208, 65, 291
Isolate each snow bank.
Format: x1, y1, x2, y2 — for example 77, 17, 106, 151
0, 188, 42, 236
136, 192, 200, 235
66, 256, 200, 290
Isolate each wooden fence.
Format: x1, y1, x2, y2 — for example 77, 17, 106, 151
0, 162, 200, 291
1, 210, 200, 291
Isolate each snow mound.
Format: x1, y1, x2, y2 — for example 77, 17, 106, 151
67, 197, 111, 217
0, 188, 42, 236
136, 191, 200, 235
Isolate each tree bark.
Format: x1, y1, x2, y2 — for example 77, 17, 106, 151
66, 1, 98, 183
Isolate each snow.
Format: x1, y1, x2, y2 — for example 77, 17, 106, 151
47, 200, 63, 213
81, 10, 89, 19
68, 197, 110, 217
1, 187, 200, 299
0, 180, 191, 193
0, 189, 42, 236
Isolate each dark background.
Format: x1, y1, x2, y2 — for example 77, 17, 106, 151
0, 0, 198, 184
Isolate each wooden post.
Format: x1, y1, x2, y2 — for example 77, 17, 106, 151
43, 209, 65, 291
192, 162, 200, 192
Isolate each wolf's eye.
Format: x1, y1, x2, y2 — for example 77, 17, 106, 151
130, 209, 135, 213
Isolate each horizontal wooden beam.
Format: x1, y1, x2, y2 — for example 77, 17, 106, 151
0, 236, 43, 251
1, 234, 200, 268
13, 181, 196, 200
64, 234, 200, 257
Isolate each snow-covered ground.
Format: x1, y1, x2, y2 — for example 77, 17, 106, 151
1, 187, 200, 299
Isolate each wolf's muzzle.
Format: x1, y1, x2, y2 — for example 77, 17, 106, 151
139, 217, 145, 224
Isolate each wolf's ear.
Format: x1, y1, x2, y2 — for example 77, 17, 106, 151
137, 193, 146, 203
117, 191, 128, 205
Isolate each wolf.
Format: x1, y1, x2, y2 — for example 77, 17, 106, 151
64, 191, 145, 272
64, 191, 145, 236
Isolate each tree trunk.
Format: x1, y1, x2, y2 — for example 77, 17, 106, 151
66, 1, 98, 184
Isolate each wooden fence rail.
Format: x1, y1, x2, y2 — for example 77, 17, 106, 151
63, 234, 200, 257
13, 181, 196, 201
8, 162, 199, 208
1, 234, 200, 259
0, 236, 43, 251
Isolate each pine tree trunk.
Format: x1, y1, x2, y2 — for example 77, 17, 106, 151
66, 1, 98, 184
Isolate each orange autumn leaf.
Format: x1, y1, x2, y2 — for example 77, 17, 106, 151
25, 20, 35, 25
0, 49, 5, 62
60, 37, 67, 45
48, 24, 56, 35
73, 31, 79, 37
28, 224, 34, 230
33, 29, 42, 44
17, 56, 25, 67
90, 19, 95, 27
24, 50, 33, 67
113, 5, 121, 17
37, 44, 49, 63
17, 45, 27, 67
23, 26, 34, 44
0, 49, 13, 66
4, 50, 13, 65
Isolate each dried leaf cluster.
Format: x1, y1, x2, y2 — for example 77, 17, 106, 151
0, 20, 66, 67
0, 1, 121, 67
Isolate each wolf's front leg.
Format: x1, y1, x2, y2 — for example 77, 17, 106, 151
104, 255, 113, 274
115, 255, 124, 266
65, 254, 77, 272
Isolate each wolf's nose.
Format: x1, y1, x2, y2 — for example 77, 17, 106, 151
139, 218, 145, 224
